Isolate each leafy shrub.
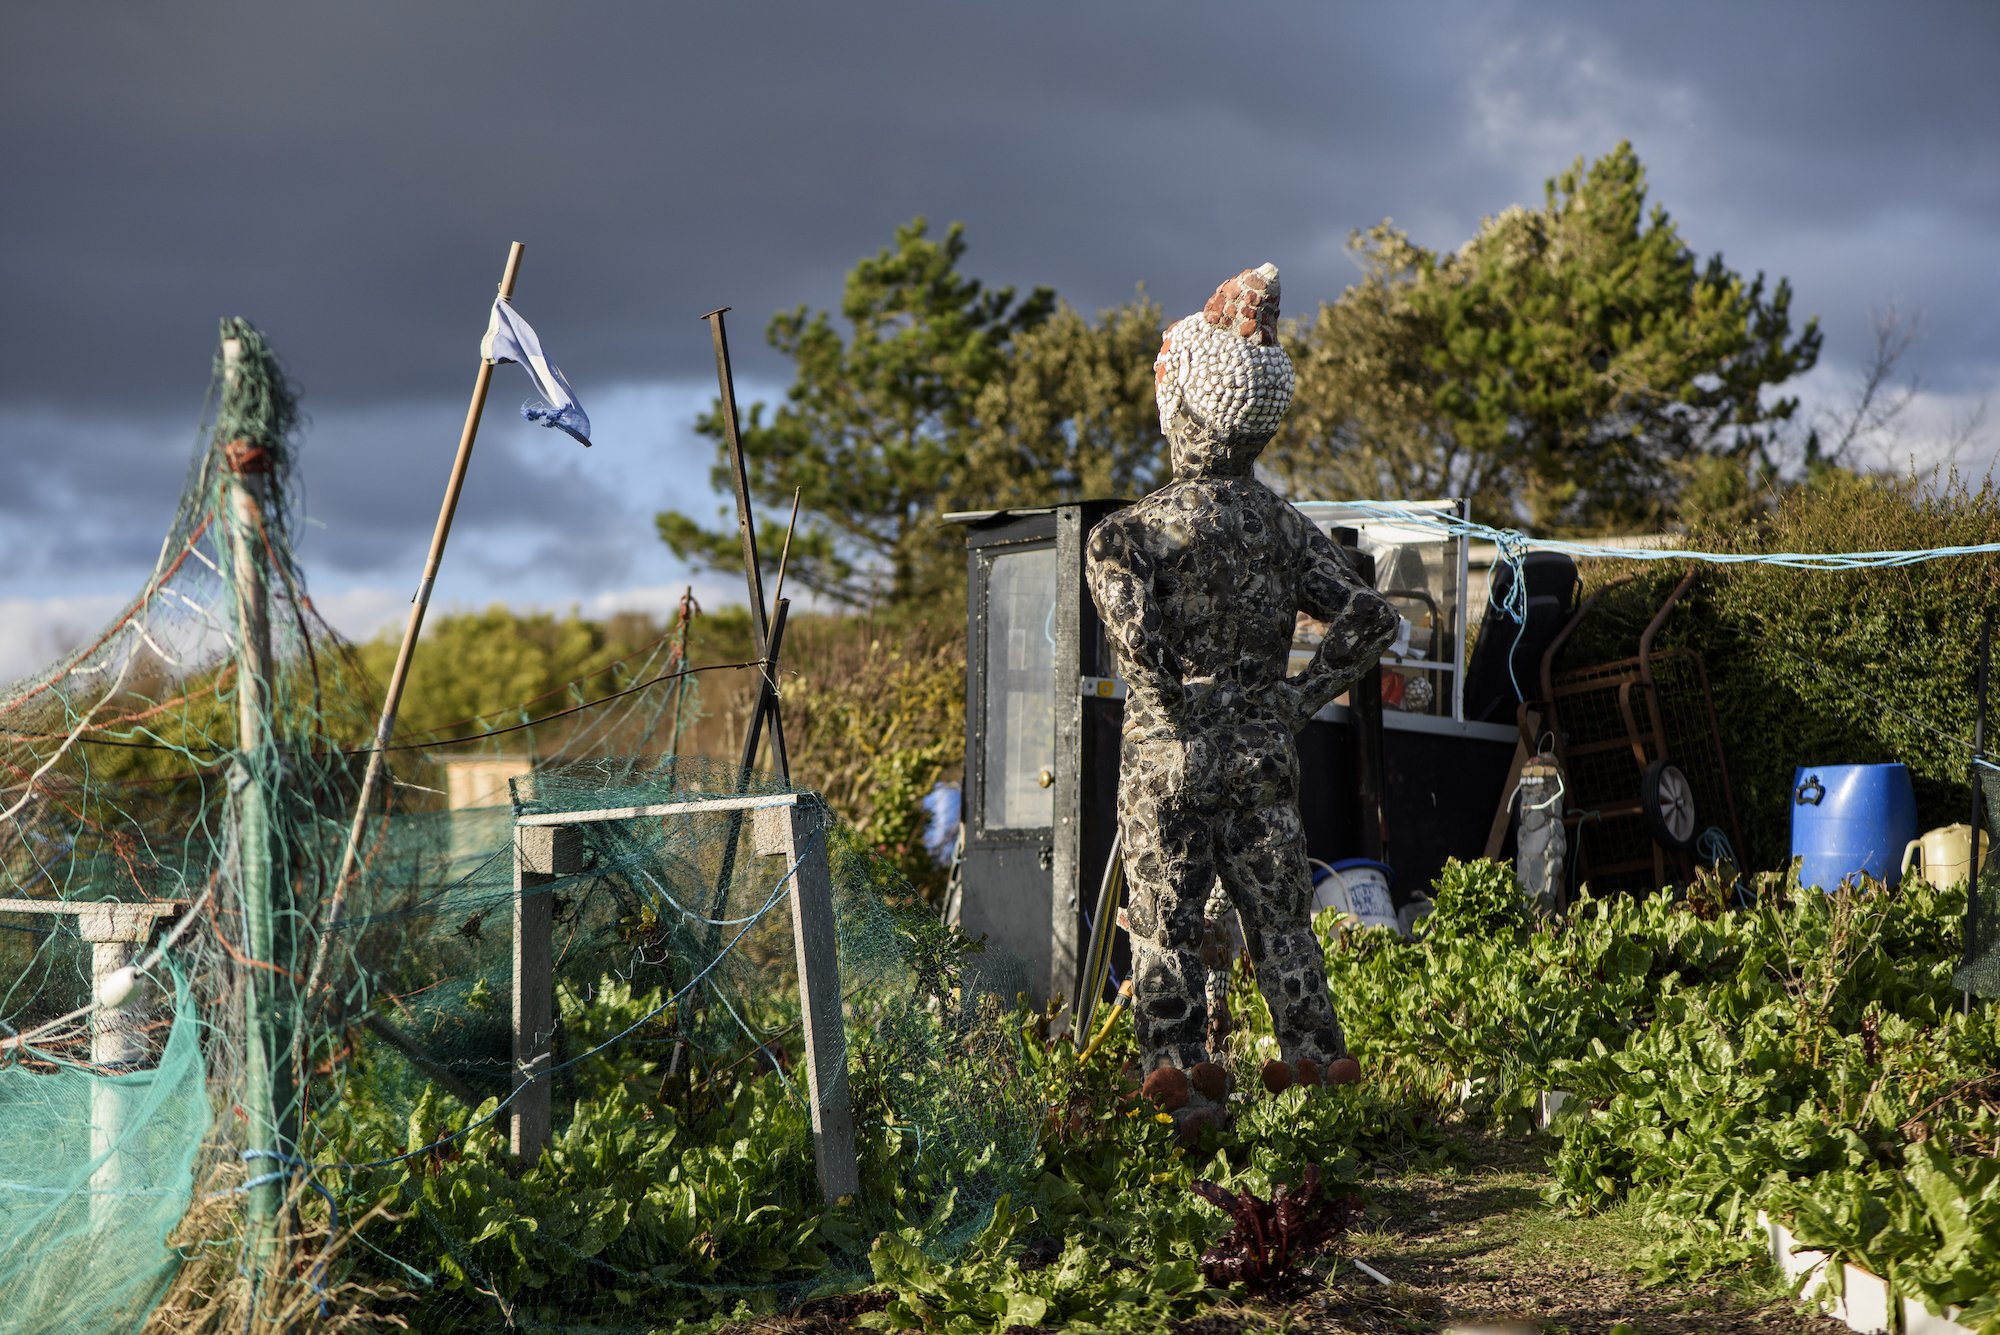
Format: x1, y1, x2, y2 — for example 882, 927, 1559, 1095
1423, 855, 1534, 943
1321, 858, 2000, 1327
779, 617, 965, 901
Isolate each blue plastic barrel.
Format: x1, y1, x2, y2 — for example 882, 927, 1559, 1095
1790, 764, 1919, 892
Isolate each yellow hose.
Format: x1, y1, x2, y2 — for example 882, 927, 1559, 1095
1077, 979, 1134, 1065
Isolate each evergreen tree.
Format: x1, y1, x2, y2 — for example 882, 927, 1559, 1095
1267, 142, 1822, 533
659, 218, 1053, 608
658, 219, 1166, 609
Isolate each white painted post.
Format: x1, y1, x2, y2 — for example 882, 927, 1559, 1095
752, 802, 859, 1203
512, 824, 578, 1165
78, 905, 159, 1221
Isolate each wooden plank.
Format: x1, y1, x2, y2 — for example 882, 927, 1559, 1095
512, 824, 580, 1165
0, 899, 184, 917
1049, 505, 1085, 1009
753, 802, 859, 1203
516, 793, 799, 827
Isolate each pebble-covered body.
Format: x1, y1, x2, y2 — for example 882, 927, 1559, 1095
1086, 263, 1399, 1088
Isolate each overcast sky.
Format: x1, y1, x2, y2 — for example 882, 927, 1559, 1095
3, 1, 1996, 676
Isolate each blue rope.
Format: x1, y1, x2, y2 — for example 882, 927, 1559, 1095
1333, 501, 2000, 571
241, 1149, 340, 1314
1337, 500, 2000, 709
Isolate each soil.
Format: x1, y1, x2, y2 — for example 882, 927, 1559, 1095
718, 1127, 1845, 1335
1230, 1129, 1843, 1335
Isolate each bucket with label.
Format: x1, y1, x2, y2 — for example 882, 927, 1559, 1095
1311, 858, 1400, 932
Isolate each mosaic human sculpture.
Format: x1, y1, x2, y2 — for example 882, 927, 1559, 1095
1085, 263, 1400, 1133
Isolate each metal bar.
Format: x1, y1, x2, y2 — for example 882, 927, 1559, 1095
1072, 833, 1124, 1036
764, 600, 792, 783
732, 599, 793, 797
771, 488, 802, 614
701, 307, 772, 657
1540, 575, 1636, 705
705, 601, 794, 936
303, 241, 525, 1013
1347, 539, 1388, 863
1967, 615, 1990, 1013
1452, 497, 1471, 720
1637, 568, 1699, 686
1050, 507, 1086, 1006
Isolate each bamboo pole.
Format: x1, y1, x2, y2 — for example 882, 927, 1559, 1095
301, 241, 525, 1013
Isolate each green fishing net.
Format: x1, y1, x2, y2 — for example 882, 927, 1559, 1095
1955, 766, 2000, 999
0, 320, 1037, 1332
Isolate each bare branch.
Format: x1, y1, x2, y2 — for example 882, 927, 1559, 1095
1819, 305, 1922, 468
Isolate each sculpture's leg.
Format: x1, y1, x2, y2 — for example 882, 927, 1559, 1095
1118, 758, 1215, 1075
1199, 880, 1236, 1054
1219, 732, 1348, 1068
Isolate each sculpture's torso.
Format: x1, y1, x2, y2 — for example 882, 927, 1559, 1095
1096, 476, 1314, 702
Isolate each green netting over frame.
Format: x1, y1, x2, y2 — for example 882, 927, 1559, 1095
0, 319, 1040, 1332
0, 973, 207, 1335
1955, 765, 2000, 998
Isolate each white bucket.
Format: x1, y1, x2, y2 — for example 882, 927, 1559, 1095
1312, 860, 1400, 933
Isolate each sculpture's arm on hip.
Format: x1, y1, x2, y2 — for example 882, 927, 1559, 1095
1286, 523, 1401, 724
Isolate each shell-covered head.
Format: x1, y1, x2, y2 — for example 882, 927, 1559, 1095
1154, 262, 1295, 478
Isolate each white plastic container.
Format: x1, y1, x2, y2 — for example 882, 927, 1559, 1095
1312, 859, 1401, 933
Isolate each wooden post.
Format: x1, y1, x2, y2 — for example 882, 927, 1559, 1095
75, 905, 172, 1224
753, 801, 858, 1203
303, 242, 526, 1014
511, 823, 578, 1165
221, 335, 289, 1236
82, 907, 152, 1191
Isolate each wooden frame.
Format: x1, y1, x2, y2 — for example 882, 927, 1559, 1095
509, 793, 858, 1203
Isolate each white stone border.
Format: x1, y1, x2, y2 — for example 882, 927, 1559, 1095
1756, 1211, 1971, 1335
1534, 1093, 1972, 1335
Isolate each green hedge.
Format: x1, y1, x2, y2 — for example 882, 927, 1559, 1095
1558, 470, 2000, 872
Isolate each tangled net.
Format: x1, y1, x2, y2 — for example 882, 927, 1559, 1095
0, 321, 1037, 1332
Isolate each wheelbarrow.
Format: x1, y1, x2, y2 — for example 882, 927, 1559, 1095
1535, 568, 1743, 896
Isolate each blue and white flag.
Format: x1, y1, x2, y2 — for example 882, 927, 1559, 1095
481, 299, 592, 446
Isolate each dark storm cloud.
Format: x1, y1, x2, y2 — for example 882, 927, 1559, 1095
3, 0, 1997, 600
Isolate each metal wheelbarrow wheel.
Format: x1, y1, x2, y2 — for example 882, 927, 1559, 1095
1642, 759, 1697, 851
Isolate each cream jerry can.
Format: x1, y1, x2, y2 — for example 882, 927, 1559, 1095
1900, 823, 1989, 891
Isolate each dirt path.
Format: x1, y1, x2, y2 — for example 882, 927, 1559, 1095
1209, 1129, 1843, 1335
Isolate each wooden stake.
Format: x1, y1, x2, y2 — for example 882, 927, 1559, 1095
771, 488, 802, 613
511, 823, 579, 1164
753, 799, 858, 1203
222, 335, 288, 1239
302, 242, 526, 1012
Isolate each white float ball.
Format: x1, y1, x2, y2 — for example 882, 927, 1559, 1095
98, 966, 139, 1010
